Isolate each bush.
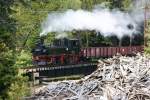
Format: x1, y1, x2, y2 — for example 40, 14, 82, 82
15, 50, 32, 68
7, 76, 31, 100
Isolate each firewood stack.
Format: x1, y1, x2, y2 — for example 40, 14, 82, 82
30, 53, 150, 100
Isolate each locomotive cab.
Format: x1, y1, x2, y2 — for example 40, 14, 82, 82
53, 38, 80, 54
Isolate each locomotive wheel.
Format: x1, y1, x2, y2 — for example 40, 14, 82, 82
129, 94, 150, 100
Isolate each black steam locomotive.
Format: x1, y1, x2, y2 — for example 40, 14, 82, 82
32, 38, 83, 66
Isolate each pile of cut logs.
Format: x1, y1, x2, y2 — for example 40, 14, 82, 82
30, 54, 150, 100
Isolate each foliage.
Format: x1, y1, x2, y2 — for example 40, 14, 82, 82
15, 50, 32, 68
145, 47, 150, 54
0, 0, 30, 99
144, 19, 150, 53
122, 0, 132, 10
7, 76, 30, 100
110, 0, 123, 9
0, 44, 17, 98
145, 39, 150, 54
81, 0, 112, 10
0, 0, 17, 99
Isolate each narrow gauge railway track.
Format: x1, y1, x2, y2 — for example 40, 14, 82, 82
21, 63, 98, 73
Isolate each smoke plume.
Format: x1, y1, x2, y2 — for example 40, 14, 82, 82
55, 32, 68, 39
40, 7, 144, 38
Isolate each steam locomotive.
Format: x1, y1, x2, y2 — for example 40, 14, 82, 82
32, 38, 83, 66
32, 36, 143, 66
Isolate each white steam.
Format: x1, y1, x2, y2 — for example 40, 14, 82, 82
55, 32, 68, 39
40, 8, 144, 38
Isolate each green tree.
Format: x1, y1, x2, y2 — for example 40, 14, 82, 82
0, 0, 17, 99
122, 0, 132, 10
81, 0, 94, 10
81, 0, 111, 10
0, 0, 31, 99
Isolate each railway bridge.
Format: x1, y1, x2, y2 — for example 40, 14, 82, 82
20, 63, 98, 84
